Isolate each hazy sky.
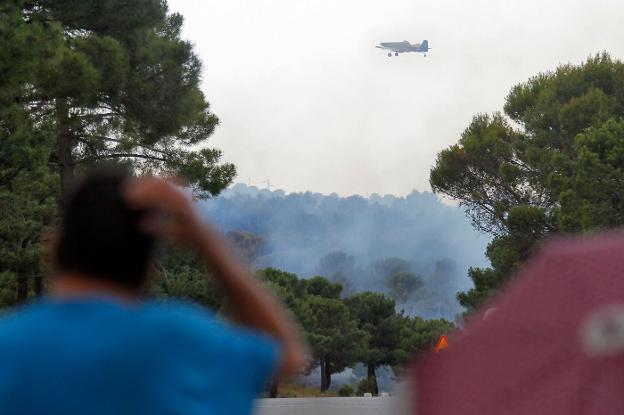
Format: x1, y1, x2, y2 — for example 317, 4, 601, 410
168, 0, 624, 196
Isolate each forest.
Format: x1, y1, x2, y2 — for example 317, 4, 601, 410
201, 183, 487, 320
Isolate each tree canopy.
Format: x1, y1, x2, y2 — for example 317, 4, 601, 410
0, 0, 236, 305
430, 53, 624, 311
258, 268, 453, 394
345, 292, 403, 394
9, 0, 235, 200
0, 2, 59, 304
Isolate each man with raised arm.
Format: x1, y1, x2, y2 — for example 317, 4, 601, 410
0, 169, 306, 415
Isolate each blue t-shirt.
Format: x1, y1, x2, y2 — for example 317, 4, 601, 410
0, 297, 279, 415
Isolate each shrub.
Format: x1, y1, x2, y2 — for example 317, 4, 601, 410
338, 384, 354, 397
356, 378, 376, 396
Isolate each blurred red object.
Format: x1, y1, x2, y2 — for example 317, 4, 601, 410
412, 232, 624, 414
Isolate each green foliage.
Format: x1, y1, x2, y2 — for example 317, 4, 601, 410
298, 295, 368, 388
345, 292, 402, 394
0, 168, 57, 306
11, 0, 235, 199
274, 383, 337, 398
0, 273, 19, 309
149, 248, 224, 311
356, 378, 377, 396
305, 276, 342, 299
386, 271, 423, 303
345, 292, 400, 365
258, 268, 368, 391
338, 384, 354, 397
257, 268, 453, 392
396, 316, 454, 364
0, 12, 59, 304
260, 267, 365, 391
371, 257, 425, 305
0, 0, 235, 305
554, 118, 624, 231
430, 53, 624, 312
299, 295, 364, 359
259, 268, 308, 311
327, 272, 355, 297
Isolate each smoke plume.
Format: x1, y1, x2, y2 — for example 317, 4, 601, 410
198, 183, 489, 319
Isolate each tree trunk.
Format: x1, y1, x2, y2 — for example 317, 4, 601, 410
16, 274, 28, 305
320, 358, 327, 392
320, 356, 332, 392
367, 361, 378, 396
56, 99, 74, 205
325, 357, 332, 390
269, 377, 279, 398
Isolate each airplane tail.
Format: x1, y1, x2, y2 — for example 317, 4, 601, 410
420, 40, 429, 51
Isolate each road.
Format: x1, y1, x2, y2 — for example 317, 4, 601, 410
254, 397, 400, 415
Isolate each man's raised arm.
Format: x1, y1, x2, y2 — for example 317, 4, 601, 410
124, 177, 307, 377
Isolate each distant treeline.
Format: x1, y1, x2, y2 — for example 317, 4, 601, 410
200, 183, 489, 320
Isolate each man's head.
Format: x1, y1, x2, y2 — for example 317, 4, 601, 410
55, 169, 156, 290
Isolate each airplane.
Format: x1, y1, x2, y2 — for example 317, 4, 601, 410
376, 40, 430, 57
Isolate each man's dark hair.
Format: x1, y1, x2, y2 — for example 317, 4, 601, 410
56, 169, 155, 289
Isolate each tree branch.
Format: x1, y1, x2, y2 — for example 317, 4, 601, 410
73, 153, 167, 165
80, 134, 175, 158
0, 166, 25, 187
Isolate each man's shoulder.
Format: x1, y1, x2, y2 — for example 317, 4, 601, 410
139, 300, 279, 380
141, 300, 277, 353
0, 299, 212, 344
0, 299, 278, 362
0, 303, 47, 334
138, 299, 220, 339
142, 299, 215, 323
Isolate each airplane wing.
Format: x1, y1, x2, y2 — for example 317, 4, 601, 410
376, 45, 399, 52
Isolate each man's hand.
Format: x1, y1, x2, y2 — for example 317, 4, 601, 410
123, 177, 204, 246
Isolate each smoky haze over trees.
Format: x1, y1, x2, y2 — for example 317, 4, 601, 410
200, 183, 489, 320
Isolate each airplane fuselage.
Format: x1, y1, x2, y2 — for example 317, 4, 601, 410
377, 40, 430, 56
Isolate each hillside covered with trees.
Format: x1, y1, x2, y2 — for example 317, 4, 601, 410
200, 184, 489, 320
